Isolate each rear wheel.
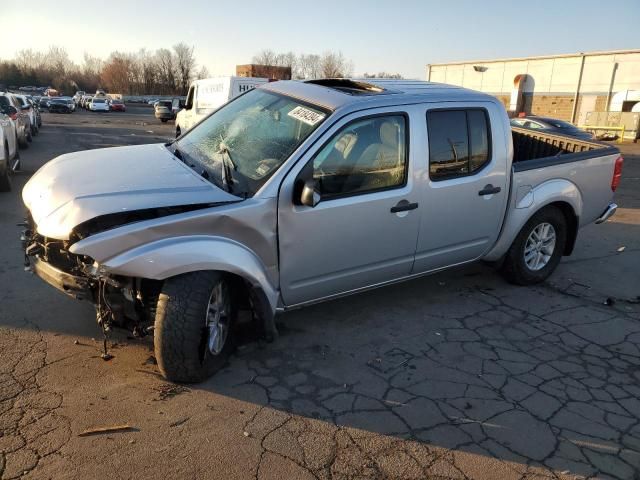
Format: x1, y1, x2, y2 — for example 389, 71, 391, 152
154, 271, 236, 383
0, 144, 11, 192
501, 206, 567, 285
161, 118, 168, 123
18, 129, 29, 149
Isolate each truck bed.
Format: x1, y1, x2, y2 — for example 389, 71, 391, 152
512, 127, 618, 171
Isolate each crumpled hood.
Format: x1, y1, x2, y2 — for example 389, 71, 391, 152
22, 143, 240, 239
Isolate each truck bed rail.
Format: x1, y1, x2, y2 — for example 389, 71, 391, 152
512, 127, 618, 172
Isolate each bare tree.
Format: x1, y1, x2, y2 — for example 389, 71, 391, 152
15, 49, 45, 72
101, 52, 133, 93
173, 43, 196, 95
155, 48, 176, 94
45, 46, 72, 76
252, 49, 278, 66
363, 72, 404, 79
298, 53, 321, 79
320, 51, 353, 78
82, 53, 103, 76
196, 65, 210, 80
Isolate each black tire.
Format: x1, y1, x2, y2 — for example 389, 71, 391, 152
0, 144, 11, 192
18, 130, 29, 149
161, 119, 168, 123
154, 271, 236, 383
501, 206, 567, 285
26, 128, 33, 143
175, 127, 181, 138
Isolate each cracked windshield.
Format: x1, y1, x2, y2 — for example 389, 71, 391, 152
173, 89, 327, 196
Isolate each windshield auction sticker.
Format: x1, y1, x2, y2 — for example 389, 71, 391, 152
288, 106, 325, 126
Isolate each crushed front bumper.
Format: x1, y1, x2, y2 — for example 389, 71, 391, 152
28, 256, 92, 300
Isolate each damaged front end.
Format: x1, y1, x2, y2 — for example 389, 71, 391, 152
21, 213, 163, 341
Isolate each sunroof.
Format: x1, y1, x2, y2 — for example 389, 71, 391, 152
305, 79, 394, 96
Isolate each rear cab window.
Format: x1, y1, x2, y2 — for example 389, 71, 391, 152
427, 108, 491, 181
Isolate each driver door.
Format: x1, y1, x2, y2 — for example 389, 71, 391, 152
278, 107, 422, 306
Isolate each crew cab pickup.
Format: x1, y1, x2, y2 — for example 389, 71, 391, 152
21, 79, 623, 382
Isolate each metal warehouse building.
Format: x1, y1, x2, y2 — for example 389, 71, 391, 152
427, 49, 640, 138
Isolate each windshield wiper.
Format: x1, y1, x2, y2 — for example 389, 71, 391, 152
217, 143, 237, 194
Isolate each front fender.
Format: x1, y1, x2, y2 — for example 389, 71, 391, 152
484, 178, 583, 262
92, 235, 278, 314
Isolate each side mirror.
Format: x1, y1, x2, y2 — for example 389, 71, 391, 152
300, 179, 320, 207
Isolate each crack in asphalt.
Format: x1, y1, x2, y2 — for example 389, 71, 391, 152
216, 282, 640, 480
0, 320, 72, 479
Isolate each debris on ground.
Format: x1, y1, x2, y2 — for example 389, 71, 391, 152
154, 383, 189, 401
169, 417, 189, 428
144, 355, 157, 365
78, 424, 136, 437
603, 297, 615, 306
617, 246, 626, 253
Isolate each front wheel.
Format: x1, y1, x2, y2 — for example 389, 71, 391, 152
154, 271, 236, 383
501, 206, 567, 285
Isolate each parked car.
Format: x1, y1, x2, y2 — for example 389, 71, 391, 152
0, 93, 32, 147
154, 100, 173, 122
39, 97, 50, 110
175, 76, 269, 136
109, 99, 126, 112
510, 116, 594, 140
73, 91, 86, 105
146, 98, 159, 105
59, 96, 75, 112
0, 99, 20, 191
171, 98, 184, 117
88, 98, 109, 112
21, 79, 623, 382
48, 98, 73, 113
26, 96, 42, 127
13, 94, 39, 136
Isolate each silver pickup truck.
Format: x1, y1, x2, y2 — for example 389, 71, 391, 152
21, 79, 623, 382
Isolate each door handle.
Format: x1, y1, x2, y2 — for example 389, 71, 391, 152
478, 185, 501, 196
390, 200, 418, 213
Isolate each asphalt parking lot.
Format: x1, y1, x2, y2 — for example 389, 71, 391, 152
1, 109, 639, 480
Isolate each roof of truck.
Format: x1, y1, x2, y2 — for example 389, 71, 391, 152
261, 78, 497, 111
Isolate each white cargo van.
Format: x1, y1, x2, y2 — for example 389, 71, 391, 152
175, 76, 269, 136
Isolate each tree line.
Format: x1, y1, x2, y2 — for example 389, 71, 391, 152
0, 46, 404, 95
0, 44, 207, 95
251, 50, 403, 80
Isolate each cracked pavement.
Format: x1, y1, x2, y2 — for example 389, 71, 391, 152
1, 111, 639, 479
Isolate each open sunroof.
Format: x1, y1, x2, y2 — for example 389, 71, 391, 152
305, 79, 397, 96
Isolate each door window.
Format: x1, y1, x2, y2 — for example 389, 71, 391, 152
427, 109, 491, 180
312, 115, 408, 198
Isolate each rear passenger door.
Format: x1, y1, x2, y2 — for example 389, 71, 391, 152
413, 102, 509, 273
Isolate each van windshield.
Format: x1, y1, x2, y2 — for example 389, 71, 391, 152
172, 89, 329, 196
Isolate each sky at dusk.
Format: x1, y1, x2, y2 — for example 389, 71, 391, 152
2, 0, 639, 79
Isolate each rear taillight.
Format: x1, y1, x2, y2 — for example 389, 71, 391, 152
611, 156, 624, 192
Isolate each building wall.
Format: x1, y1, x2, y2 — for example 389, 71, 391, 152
428, 50, 640, 122
236, 64, 292, 80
